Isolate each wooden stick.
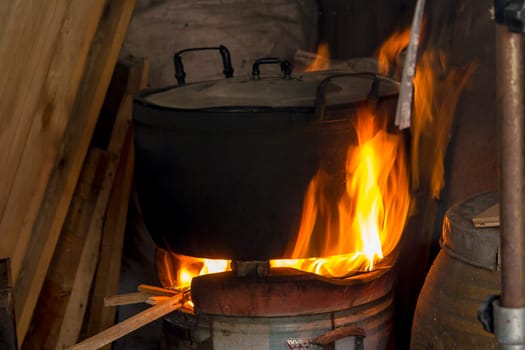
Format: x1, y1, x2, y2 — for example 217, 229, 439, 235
137, 284, 180, 297
145, 296, 171, 305
67, 293, 184, 350
104, 293, 149, 307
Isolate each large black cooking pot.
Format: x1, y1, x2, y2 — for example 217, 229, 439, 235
133, 46, 399, 260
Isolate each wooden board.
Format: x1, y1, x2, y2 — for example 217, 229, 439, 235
82, 127, 135, 342
473, 203, 500, 228
82, 57, 148, 342
22, 149, 117, 350
56, 152, 118, 349
13, 0, 137, 342
0, 259, 16, 350
0, 0, 107, 280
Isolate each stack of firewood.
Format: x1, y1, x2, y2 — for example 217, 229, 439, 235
0, 1, 151, 348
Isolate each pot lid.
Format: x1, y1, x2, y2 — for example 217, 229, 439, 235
139, 69, 399, 110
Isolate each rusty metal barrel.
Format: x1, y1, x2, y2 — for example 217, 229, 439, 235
411, 192, 500, 349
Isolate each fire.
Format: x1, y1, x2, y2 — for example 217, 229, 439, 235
411, 52, 476, 197
304, 43, 331, 72
271, 107, 410, 276
376, 26, 476, 198
377, 27, 412, 76
156, 27, 476, 288
156, 249, 231, 290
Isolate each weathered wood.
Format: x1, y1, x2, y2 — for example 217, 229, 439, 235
21, 149, 116, 350
137, 284, 180, 297
83, 57, 148, 341
14, 0, 137, 342
0, 0, 107, 281
56, 155, 118, 349
0, 259, 17, 350
318, 0, 403, 59
69, 293, 185, 350
83, 127, 135, 341
104, 293, 150, 307
473, 203, 500, 228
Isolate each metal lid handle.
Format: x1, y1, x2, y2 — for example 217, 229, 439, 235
251, 57, 292, 80
173, 45, 234, 85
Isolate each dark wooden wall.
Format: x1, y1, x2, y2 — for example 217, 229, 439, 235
319, 0, 415, 59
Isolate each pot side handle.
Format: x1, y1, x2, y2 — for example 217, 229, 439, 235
173, 45, 234, 85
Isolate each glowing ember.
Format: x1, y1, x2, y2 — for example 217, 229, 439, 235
271, 107, 410, 276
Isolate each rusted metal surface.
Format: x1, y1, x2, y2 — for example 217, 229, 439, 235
411, 193, 500, 349
232, 260, 270, 277
497, 25, 525, 309
164, 289, 394, 350
395, 0, 426, 129
191, 267, 394, 317
311, 325, 366, 346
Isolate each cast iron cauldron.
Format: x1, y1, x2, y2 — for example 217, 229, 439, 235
133, 46, 399, 260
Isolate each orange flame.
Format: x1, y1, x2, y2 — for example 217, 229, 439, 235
376, 27, 476, 198
411, 52, 477, 197
156, 249, 231, 290
377, 27, 411, 76
156, 29, 476, 289
271, 107, 411, 276
304, 43, 331, 72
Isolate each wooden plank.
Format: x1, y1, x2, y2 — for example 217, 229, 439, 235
68, 293, 185, 350
82, 127, 134, 340
83, 58, 148, 341
14, 0, 137, 342
21, 149, 114, 350
108, 58, 149, 154
473, 203, 500, 228
0, 259, 17, 350
56, 154, 118, 349
137, 284, 180, 297
0, 0, 107, 280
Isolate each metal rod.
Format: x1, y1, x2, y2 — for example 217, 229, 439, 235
394, 0, 426, 130
497, 25, 525, 308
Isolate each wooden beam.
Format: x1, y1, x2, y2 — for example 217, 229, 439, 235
14, 0, 137, 342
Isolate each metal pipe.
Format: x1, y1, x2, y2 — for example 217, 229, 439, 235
497, 25, 525, 309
